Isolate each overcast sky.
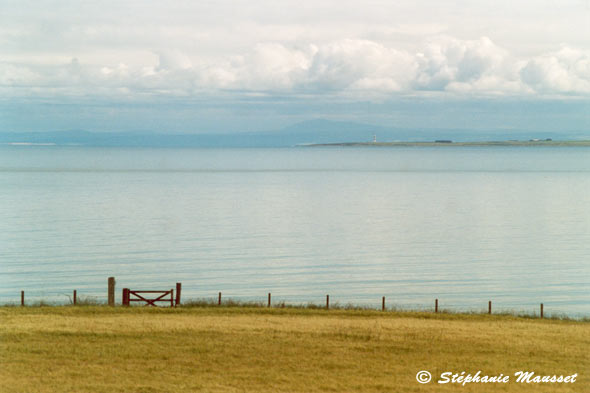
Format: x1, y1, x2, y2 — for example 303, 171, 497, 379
1, 0, 589, 134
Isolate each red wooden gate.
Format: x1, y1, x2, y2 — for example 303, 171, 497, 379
122, 288, 175, 307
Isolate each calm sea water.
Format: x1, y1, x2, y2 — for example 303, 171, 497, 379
1, 146, 589, 316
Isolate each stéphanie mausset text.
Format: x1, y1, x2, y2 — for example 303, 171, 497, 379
438, 371, 577, 386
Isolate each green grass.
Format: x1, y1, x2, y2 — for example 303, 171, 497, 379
1, 306, 588, 392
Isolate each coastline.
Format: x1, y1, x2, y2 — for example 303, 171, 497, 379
306, 140, 590, 147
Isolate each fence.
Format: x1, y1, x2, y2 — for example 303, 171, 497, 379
122, 289, 175, 307
13, 282, 555, 319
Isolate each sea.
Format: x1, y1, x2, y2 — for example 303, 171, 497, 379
1, 146, 589, 317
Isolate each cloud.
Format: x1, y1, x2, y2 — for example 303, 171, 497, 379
520, 47, 590, 94
2, 1, 590, 103
232, 43, 312, 90
1, 36, 589, 101
156, 51, 193, 71
0, 63, 39, 86
413, 36, 519, 93
306, 39, 415, 92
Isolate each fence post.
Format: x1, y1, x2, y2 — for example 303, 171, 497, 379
21, 291, 24, 307
108, 277, 115, 306
382, 296, 385, 311
218, 292, 222, 306
326, 295, 329, 310
73, 290, 77, 306
540, 303, 544, 319
268, 293, 271, 308
122, 288, 129, 306
435, 298, 438, 313
175, 283, 182, 307
170, 289, 174, 307
488, 300, 492, 315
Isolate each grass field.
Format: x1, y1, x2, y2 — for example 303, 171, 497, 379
1, 306, 588, 392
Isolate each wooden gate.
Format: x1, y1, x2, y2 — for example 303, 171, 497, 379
122, 288, 175, 307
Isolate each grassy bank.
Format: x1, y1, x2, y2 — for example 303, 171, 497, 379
1, 307, 588, 392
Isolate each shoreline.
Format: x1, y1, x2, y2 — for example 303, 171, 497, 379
3, 298, 588, 321
307, 140, 590, 147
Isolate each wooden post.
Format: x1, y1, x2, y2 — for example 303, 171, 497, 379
488, 300, 492, 314
73, 290, 77, 305
218, 292, 222, 306
435, 298, 438, 313
382, 296, 385, 311
268, 293, 271, 308
175, 283, 182, 307
170, 289, 174, 307
108, 277, 115, 306
540, 303, 544, 319
122, 288, 130, 306
21, 291, 24, 307
326, 295, 329, 310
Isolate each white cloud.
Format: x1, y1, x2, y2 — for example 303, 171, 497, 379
156, 51, 193, 71
0, 63, 39, 86
1, 29, 589, 100
2, 1, 589, 134
413, 36, 519, 93
306, 39, 415, 92
232, 43, 312, 90
2, 1, 590, 102
520, 47, 590, 94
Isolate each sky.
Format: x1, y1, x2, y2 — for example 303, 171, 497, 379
1, 0, 589, 135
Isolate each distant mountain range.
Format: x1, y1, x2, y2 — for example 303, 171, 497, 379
0, 119, 585, 147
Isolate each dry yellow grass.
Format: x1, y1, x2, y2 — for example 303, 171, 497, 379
0, 306, 588, 392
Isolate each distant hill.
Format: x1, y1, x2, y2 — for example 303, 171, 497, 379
0, 120, 584, 147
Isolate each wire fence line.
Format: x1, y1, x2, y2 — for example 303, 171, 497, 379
5, 286, 588, 320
